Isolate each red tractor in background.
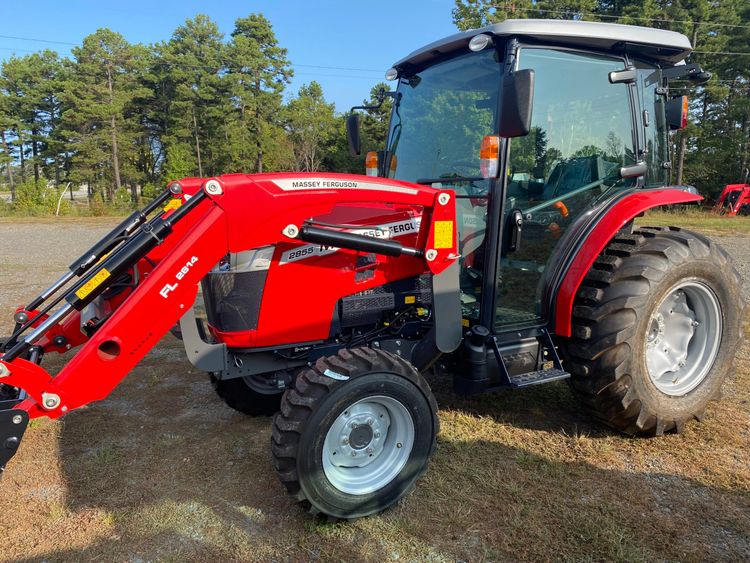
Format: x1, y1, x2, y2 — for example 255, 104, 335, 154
714, 170, 750, 216
0, 20, 744, 520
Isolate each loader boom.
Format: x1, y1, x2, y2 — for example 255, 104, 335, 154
0, 173, 458, 468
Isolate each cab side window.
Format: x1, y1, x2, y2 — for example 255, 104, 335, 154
496, 48, 637, 328
635, 64, 668, 186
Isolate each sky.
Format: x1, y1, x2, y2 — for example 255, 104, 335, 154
0, 0, 459, 112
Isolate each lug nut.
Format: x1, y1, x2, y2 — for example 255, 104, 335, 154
366, 418, 373, 426
342, 438, 349, 445
351, 451, 357, 457
396, 442, 402, 449
366, 447, 374, 454
374, 431, 381, 438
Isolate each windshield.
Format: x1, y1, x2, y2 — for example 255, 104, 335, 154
386, 49, 502, 184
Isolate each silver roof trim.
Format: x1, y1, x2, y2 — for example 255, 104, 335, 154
394, 19, 692, 68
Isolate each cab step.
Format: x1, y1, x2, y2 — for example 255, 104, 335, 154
509, 368, 570, 388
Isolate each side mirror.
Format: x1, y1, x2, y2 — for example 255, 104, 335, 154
619, 161, 648, 179
499, 69, 535, 138
608, 67, 636, 84
665, 96, 688, 130
346, 113, 362, 156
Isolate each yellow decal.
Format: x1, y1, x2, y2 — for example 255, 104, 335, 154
164, 198, 182, 212
434, 220, 454, 249
462, 318, 470, 327
75, 268, 111, 300
404, 295, 416, 304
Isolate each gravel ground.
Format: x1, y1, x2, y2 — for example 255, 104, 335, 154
714, 235, 750, 303
0, 219, 115, 332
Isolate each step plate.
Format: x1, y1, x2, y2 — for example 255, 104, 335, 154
509, 368, 570, 388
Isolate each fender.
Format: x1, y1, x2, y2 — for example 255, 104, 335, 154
553, 188, 702, 337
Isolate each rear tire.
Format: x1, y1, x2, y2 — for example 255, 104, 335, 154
272, 347, 438, 520
210, 373, 284, 416
562, 226, 744, 435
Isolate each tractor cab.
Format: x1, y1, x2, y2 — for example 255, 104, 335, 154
344, 19, 711, 391
354, 19, 699, 339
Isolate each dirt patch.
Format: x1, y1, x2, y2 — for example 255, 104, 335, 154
0, 217, 748, 561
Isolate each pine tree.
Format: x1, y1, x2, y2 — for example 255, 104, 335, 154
226, 14, 293, 173
61, 30, 150, 201
158, 15, 228, 178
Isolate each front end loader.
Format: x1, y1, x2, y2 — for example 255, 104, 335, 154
1, 19, 744, 520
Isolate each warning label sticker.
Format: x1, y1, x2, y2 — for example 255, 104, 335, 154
280, 217, 422, 265
433, 220, 454, 249
75, 268, 111, 300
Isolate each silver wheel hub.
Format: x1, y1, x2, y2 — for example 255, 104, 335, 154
645, 281, 722, 396
322, 396, 414, 495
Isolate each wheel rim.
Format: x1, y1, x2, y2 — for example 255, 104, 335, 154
322, 395, 414, 495
645, 281, 722, 396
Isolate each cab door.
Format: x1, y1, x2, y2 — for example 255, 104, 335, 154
495, 47, 638, 330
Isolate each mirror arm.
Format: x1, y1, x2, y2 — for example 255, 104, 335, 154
349, 89, 399, 113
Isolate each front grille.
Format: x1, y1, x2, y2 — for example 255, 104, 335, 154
202, 248, 273, 332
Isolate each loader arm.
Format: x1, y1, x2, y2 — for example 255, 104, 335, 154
0, 173, 458, 469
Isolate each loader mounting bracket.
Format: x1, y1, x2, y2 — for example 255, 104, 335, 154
0, 406, 29, 470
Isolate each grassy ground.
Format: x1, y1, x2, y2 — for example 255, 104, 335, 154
642, 208, 750, 235
0, 213, 748, 561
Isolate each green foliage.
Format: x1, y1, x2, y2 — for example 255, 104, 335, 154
141, 182, 159, 200
5, 179, 62, 215
285, 81, 337, 171
452, 0, 750, 200
162, 143, 195, 182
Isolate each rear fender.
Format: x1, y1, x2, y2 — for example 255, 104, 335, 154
553, 188, 702, 337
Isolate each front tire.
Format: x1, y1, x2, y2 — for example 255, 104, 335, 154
562, 226, 744, 435
272, 348, 438, 520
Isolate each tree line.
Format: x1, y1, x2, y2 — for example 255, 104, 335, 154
453, 0, 750, 198
0, 13, 387, 210
2, 5, 747, 212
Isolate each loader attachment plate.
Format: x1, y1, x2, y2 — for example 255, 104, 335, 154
0, 404, 29, 470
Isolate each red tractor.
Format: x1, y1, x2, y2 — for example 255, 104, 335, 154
714, 171, 750, 216
0, 20, 743, 520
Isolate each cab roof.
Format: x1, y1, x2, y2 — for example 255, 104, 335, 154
393, 19, 692, 69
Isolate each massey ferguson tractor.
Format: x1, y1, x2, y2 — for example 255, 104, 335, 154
0, 20, 744, 520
